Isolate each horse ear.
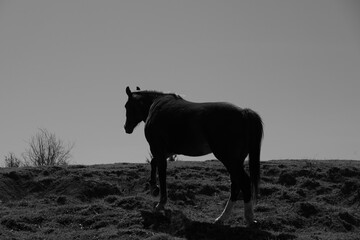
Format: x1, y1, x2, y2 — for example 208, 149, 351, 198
136, 86, 141, 91
126, 86, 132, 97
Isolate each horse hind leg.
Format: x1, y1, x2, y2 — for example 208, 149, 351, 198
215, 162, 256, 227
238, 167, 256, 226
211, 140, 253, 225
215, 198, 236, 224
215, 170, 241, 224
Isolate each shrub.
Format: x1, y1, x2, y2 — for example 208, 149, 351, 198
4, 152, 22, 168
22, 128, 74, 166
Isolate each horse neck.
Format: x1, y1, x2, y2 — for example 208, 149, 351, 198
138, 91, 165, 120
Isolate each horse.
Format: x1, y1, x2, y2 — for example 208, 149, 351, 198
124, 86, 263, 226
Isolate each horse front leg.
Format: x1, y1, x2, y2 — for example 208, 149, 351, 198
149, 158, 159, 197
155, 157, 167, 211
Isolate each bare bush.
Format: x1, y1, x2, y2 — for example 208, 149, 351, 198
22, 129, 74, 166
4, 152, 22, 168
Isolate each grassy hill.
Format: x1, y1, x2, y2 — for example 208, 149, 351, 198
0, 160, 359, 240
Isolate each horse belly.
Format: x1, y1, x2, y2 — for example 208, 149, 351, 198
173, 141, 211, 157
168, 125, 212, 157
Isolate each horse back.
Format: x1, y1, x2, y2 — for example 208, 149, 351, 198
144, 96, 259, 156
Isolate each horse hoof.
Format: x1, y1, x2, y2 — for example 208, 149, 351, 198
151, 186, 160, 197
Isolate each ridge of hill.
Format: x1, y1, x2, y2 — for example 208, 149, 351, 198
0, 160, 359, 240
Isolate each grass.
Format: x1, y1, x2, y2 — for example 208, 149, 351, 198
0, 159, 359, 239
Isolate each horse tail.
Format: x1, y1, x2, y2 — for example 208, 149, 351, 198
243, 109, 263, 203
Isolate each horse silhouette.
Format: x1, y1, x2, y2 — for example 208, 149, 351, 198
124, 86, 263, 226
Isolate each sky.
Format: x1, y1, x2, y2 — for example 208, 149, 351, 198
1, 0, 359, 165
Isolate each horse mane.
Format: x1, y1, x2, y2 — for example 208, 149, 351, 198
134, 90, 183, 100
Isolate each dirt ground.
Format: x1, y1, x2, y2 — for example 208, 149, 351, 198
0, 159, 359, 240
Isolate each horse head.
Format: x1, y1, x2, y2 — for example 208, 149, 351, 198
124, 86, 144, 134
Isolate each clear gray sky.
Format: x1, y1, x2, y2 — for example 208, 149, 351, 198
1, 1, 359, 165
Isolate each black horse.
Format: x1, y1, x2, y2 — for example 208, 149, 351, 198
124, 86, 263, 226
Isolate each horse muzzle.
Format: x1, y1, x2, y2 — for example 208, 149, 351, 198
124, 125, 133, 134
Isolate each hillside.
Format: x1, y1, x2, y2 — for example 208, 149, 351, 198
0, 160, 359, 240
